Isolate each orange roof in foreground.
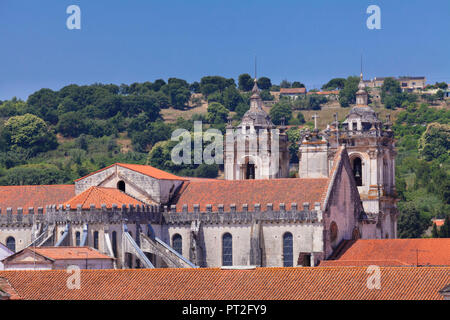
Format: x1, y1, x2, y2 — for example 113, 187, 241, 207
320, 239, 450, 267
64, 186, 145, 209
29, 247, 113, 261
75, 163, 186, 182
0, 267, 448, 300
174, 178, 330, 212
0, 277, 21, 300
0, 185, 75, 214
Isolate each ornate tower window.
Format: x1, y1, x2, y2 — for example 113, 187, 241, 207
245, 163, 255, 180
222, 233, 233, 266
352, 157, 363, 186
172, 234, 182, 255
6, 236, 15, 252
283, 232, 293, 267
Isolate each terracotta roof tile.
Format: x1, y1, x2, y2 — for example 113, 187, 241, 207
174, 178, 330, 212
64, 186, 145, 209
0, 267, 448, 300
0, 185, 75, 214
29, 247, 113, 261
280, 88, 307, 94
321, 239, 450, 267
0, 277, 21, 300
75, 163, 186, 182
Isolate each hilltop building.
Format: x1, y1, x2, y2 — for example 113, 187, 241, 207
0, 75, 398, 269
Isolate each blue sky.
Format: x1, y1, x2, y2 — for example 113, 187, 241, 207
1, 0, 449, 100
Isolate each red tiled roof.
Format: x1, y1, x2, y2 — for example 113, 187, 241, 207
433, 219, 445, 227
0, 267, 449, 300
75, 163, 186, 182
0, 277, 21, 300
0, 185, 75, 214
320, 260, 409, 267
64, 186, 145, 209
320, 239, 450, 267
280, 88, 306, 94
307, 90, 339, 95
174, 178, 329, 212
29, 247, 113, 261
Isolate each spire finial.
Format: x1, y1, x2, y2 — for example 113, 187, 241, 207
255, 56, 258, 82
360, 53, 363, 80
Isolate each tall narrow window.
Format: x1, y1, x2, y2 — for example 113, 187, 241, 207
283, 232, 293, 267
93, 231, 99, 249
222, 233, 233, 266
112, 231, 117, 257
352, 157, 363, 186
172, 234, 182, 255
6, 236, 15, 252
75, 232, 81, 246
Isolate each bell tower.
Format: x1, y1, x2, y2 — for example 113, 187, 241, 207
224, 80, 289, 180
324, 73, 398, 239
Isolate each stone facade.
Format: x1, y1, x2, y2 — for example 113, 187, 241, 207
225, 80, 289, 180
0, 78, 397, 268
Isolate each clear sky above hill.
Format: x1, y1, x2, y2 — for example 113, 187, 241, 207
1, 0, 449, 100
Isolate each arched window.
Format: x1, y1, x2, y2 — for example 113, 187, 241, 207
112, 231, 117, 257
283, 232, 293, 267
93, 231, 99, 249
75, 232, 81, 246
330, 222, 338, 242
222, 233, 232, 266
117, 180, 126, 192
352, 157, 363, 186
6, 236, 15, 252
172, 234, 182, 255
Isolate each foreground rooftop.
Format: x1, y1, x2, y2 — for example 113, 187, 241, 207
0, 266, 449, 300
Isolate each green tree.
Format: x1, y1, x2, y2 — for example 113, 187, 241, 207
287, 127, 301, 163
26, 88, 60, 124
257, 77, 272, 90
222, 86, 243, 111
397, 202, 431, 238
292, 81, 305, 88
3, 114, 57, 156
322, 78, 346, 90
0, 164, 68, 186
338, 76, 360, 107
238, 74, 254, 91
235, 102, 250, 120
270, 101, 292, 125
207, 102, 229, 124
419, 123, 450, 161
308, 95, 327, 110
57, 112, 87, 137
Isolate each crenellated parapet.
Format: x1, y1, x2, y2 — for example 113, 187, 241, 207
0, 207, 45, 227
0, 204, 163, 227
163, 202, 323, 225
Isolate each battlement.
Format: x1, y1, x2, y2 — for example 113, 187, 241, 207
0, 204, 162, 226
163, 202, 323, 224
